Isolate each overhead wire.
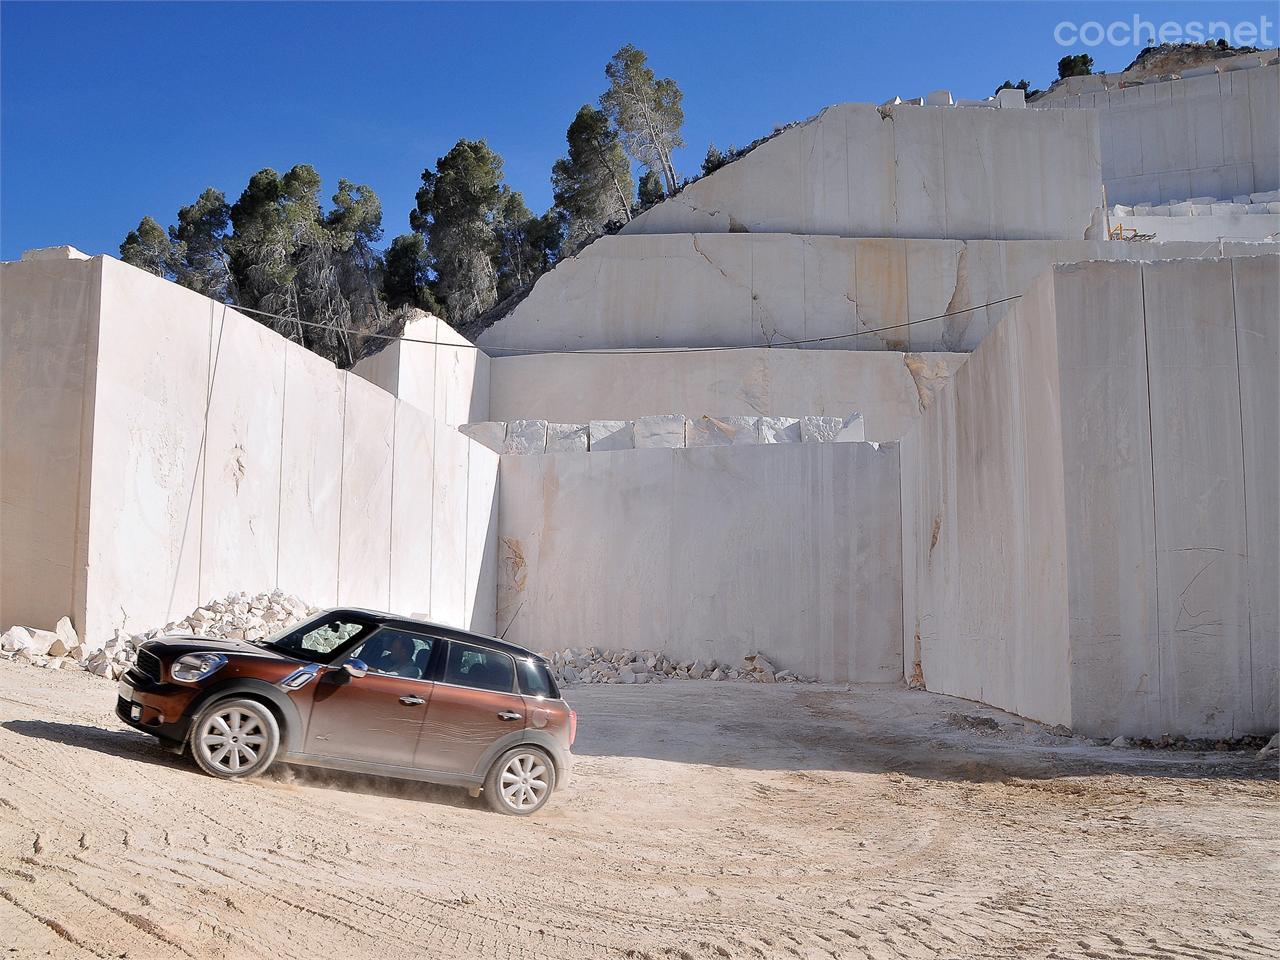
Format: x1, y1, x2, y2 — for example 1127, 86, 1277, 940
223, 294, 1023, 357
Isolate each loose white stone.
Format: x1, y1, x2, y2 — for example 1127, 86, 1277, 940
27, 629, 60, 657
1, 626, 33, 653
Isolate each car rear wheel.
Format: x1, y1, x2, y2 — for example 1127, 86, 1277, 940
484, 747, 555, 815
189, 698, 280, 780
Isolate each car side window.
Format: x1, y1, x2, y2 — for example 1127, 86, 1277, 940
350, 629, 435, 681
444, 642, 516, 693
517, 658, 556, 698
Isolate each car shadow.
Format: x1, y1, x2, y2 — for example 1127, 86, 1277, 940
1, 719, 480, 810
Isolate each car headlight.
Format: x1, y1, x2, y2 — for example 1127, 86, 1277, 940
170, 652, 227, 682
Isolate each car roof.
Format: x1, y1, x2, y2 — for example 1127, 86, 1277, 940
327, 608, 546, 662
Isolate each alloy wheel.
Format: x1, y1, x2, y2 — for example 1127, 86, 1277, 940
197, 705, 269, 774
498, 752, 549, 811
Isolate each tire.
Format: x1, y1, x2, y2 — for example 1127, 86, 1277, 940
483, 747, 556, 816
188, 697, 280, 780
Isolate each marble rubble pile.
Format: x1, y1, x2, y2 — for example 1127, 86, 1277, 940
0, 590, 316, 680
546, 648, 814, 686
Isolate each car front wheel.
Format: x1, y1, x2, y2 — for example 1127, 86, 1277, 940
484, 747, 555, 815
189, 698, 280, 780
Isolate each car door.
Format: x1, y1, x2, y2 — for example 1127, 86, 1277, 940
303, 628, 438, 768
413, 640, 526, 776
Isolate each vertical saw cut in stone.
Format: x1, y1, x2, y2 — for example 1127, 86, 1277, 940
685, 415, 761, 446
502, 419, 549, 456
589, 420, 634, 451
632, 414, 687, 448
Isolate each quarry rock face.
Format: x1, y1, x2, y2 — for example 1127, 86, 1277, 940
3, 59, 1276, 742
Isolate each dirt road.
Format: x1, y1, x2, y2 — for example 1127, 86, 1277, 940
0, 663, 1276, 959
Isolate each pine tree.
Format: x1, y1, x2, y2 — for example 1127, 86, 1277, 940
552, 105, 633, 247
120, 216, 172, 277
637, 170, 665, 210
411, 140, 504, 326
600, 44, 685, 195
169, 188, 231, 299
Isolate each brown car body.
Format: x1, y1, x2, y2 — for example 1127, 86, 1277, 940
115, 609, 574, 811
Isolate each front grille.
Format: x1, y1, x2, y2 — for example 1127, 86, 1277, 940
134, 648, 164, 683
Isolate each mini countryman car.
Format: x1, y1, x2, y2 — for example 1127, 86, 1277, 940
114, 609, 575, 815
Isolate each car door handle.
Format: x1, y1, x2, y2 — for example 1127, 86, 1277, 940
498, 710, 522, 721
400, 695, 425, 706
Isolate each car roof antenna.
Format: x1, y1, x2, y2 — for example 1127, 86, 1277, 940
499, 600, 525, 641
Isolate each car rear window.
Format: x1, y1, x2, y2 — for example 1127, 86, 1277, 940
517, 658, 559, 699
444, 642, 516, 693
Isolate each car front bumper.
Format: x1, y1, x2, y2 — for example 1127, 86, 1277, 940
114, 670, 199, 745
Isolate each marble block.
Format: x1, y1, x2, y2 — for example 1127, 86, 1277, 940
685, 415, 760, 446
633, 414, 687, 448
546, 422, 588, 453
459, 421, 506, 454
590, 420, 634, 451
502, 419, 548, 456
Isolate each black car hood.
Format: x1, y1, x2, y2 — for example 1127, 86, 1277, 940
141, 635, 298, 662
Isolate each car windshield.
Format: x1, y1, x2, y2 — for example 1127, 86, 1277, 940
260, 612, 376, 662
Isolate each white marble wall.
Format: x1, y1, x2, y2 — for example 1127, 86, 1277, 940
351, 312, 489, 426
903, 254, 1279, 738
477, 234, 1269, 354
497, 441, 903, 683
900, 268, 1072, 728
0, 254, 100, 634
621, 102, 1102, 241
2, 256, 499, 643
486, 349, 966, 442
1037, 63, 1279, 206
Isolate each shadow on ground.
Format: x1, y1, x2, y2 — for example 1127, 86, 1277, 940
6, 680, 1273, 793
2, 719, 479, 809
563, 683, 1276, 783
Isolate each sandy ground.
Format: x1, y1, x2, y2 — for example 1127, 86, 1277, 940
0, 663, 1276, 960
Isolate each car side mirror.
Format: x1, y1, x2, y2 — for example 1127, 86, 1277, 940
341, 658, 368, 679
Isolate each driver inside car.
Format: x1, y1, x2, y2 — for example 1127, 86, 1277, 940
372, 633, 421, 680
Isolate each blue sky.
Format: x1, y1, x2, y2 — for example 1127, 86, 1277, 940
2, 1, 1275, 261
